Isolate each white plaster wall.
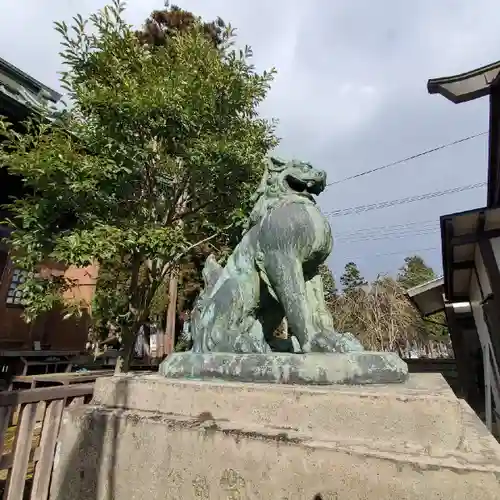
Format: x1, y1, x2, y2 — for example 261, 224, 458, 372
491, 236, 500, 264
469, 266, 500, 428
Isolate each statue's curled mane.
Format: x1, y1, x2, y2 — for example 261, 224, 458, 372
245, 156, 314, 231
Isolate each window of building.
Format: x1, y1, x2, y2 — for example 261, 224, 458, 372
6, 268, 27, 306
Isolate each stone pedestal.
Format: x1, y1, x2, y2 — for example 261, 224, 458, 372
51, 373, 500, 500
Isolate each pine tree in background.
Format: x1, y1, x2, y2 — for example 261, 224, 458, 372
319, 263, 337, 301
325, 256, 451, 354
397, 255, 448, 343
397, 255, 436, 290
340, 262, 367, 294
136, 3, 225, 49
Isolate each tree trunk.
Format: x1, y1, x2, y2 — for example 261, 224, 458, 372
164, 273, 178, 356
114, 332, 136, 375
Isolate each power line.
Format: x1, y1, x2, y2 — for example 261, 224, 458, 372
335, 219, 438, 239
335, 218, 437, 236
338, 225, 438, 239
350, 245, 440, 259
336, 228, 439, 244
327, 131, 487, 187
327, 181, 485, 217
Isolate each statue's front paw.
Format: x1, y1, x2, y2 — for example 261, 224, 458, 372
310, 331, 364, 353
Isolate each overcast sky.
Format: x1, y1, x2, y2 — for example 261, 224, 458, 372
1, 0, 498, 282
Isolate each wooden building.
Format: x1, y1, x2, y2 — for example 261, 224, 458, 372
408, 61, 500, 431
0, 56, 97, 358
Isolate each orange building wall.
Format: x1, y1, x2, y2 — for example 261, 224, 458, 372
0, 258, 99, 351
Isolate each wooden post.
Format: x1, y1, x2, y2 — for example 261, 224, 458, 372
163, 189, 186, 357
485, 345, 493, 431
164, 274, 178, 356
5, 403, 38, 500
31, 399, 65, 500
157, 325, 164, 359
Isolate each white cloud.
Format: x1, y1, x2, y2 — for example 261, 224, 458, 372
1, 0, 499, 279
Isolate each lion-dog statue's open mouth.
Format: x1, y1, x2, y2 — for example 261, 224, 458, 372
284, 163, 326, 199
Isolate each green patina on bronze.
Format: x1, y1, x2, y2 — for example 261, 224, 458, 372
188, 156, 364, 354
159, 352, 409, 385
161, 156, 409, 384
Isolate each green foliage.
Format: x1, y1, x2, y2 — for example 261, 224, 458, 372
397, 255, 436, 290
340, 261, 367, 294
0, 0, 277, 368
89, 260, 130, 341
318, 263, 337, 301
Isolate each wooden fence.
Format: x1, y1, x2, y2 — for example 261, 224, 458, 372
0, 384, 94, 500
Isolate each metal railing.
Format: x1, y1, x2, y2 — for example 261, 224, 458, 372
0, 384, 94, 500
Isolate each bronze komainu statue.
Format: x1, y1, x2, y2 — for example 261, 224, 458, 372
188, 157, 364, 354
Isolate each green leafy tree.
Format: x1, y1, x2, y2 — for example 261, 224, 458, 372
397, 255, 436, 290
318, 263, 337, 301
0, 0, 277, 372
91, 3, 255, 343
340, 262, 367, 294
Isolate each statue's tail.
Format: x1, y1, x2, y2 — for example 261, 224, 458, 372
202, 254, 223, 294
188, 254, 223, 349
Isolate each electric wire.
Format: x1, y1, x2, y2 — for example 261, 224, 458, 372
326, 131, 488, 187
326, 182, 485, 217
334, 218, 437, 236
334, 221, 439, 241
336, 228, 440, 244
349, 245, 440, 259
321, 131, 487, 268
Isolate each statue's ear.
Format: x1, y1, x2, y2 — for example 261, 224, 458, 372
268, 156, 287, 172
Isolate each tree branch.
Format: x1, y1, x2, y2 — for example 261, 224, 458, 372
173, 198, 213, 221
160, 231, 221, 280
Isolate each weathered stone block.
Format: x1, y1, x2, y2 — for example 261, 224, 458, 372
50, 373, 500, 500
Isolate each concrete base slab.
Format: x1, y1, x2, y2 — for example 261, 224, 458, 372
50, 374, 500, 500
158, 351, 409, 385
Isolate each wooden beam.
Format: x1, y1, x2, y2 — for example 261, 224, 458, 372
452, 260, 474, 270
444, 304, 468, 399
451, 227, 500, 245
478, 211, 486, 234
479, 239, 500, 299
443, 219, 455, 300
488, 87, 500, 208
0, 383, 93, 406
449, 294, 471, 303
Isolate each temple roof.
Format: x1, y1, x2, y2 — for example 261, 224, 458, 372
427, 60, 500, 104
0, 56, 61, 121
